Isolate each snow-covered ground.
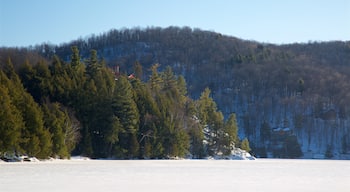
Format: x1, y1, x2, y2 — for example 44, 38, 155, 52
1, 159, 349, 192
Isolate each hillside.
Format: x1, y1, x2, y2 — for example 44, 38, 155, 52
1, 26, 350, 159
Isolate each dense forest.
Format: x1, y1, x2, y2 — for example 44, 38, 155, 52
1, 26, 350, 159
0, 46, 250, 159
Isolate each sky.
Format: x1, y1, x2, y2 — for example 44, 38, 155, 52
0, 0, 349, 47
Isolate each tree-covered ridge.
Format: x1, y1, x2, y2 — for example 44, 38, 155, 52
2, 26, 349, 158
37, 27, 349, 158
0, 47, 247, 159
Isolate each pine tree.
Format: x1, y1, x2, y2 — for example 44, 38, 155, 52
42, 102, 69, 158
186, 99, 205, 158
0, 83, 23, 153
197, 88, 215, 125
173, 129, 190, 157
161, 66, 179, 101
241, 138, 251, 152
20, 93, 52, 158
177, 75, 187, 102
223, 113, 239, 155
113, 75, 139, 134
70, 46, 81, 68
2, 58, 20, 84
19, 60, 52, 103
149, 64, 162, 95
197, 87, 225, 156
49, 55, 71, 103
33, 60, 52, 100
131, 78, 161, 158
112, 75, 139, 157
188, 123, 205, 158
1, 59, 52, 158
105, 116, 121, 156
133, 61, 143, 79
67, 46, 86, 109
86, 49, 101, 78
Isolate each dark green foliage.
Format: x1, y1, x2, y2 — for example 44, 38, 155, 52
0, 82, 22, 153
241, 138, 251, 152
70, 46, 81, 68
197, 88, 242, 156
131, 78, 161, 158
37, 27, 350, 159
113, 75, 139, 134
42, 102, 70, 158
223, 114, 239, 155
1, 60, 52, 159
3, 27, 350, 159
0, 47, 250, 159
20, 93, 52, 158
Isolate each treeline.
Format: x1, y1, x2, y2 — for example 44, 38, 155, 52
0, 47, 249, 159
3, 26, 349, 158
36, 27, 349, 157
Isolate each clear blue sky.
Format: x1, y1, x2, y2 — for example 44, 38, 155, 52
1, 0, 349, 47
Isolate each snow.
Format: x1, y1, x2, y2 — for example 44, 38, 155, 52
210, 148, 256, 160
1, 159, 349, 192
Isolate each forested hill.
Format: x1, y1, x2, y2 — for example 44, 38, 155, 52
1, 26, 350, 159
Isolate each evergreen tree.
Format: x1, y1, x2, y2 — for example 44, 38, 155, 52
2, 58, 17, 80
223, 113, 239, 155
49, 55, 71, 103
185, 98, 205, 158
66, 46, 86, 109
148, 64, 162, 94
177, 75, 187, 101
241, 138, 251, 152
70, 46, 82, 68
112, 75, 139, 157
0, 83, 23, 153
131, 78, 161, 158
133, 61, 143, 79
197, 88, 225, 156
86, 49, 101, 78
157, 67, 191, 158
1, 59, 52, 158
42, 102, 69, 158
197, 88, 215, 126
105, 116, 122, 156
33, 60, 52, 100
113, 75, 139, 133
18, 60, 52, 103
18, 61, 36, 99
188, 122, 205, 158
173, 129, 190, 157
161, 66, 179, 101
20, 93, 52, 158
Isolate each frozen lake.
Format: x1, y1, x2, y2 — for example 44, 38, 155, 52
1, 159, 349, 192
